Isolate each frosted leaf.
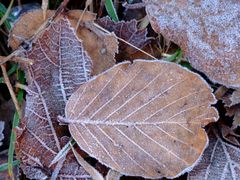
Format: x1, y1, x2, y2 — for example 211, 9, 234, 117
144, 0, 240, 88
188, 127, 240, 180
16, 17, 92, 179
96, 16, 150, 54
66, 60, 218, 179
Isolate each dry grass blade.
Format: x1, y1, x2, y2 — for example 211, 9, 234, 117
66, 60, 218, 178
71, 144, 104, 180
75, 0, 93, 30
41, 0, 48, 20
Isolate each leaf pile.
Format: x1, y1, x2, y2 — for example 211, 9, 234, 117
4, 0, 240, 179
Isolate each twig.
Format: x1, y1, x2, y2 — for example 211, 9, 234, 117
76, 0, 93, 30
93, 22, 157, 60
0, 55, 33, 65
0, 49, 24, 65
0, 65, 21, 118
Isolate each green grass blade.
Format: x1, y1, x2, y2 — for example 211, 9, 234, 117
8, 113, 19, 178
105, 0, 119, 22
0, 160, 19, 172
0, 0, 14, 30
7, 69, 25, 178
0, 3, 16, 21
165, 49, 182, 62
0, 64, 18, 83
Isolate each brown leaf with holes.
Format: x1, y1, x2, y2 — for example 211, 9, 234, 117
15, 17, 92, 179
65, 60, 218, 179
9, 9, 117, 75
96, 16, 150, 56
188, 127, 240, 179
144, 0, 240, 88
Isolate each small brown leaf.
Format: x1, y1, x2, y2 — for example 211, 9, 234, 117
222, 90, 240, 129
96, 17, 150, 55
16, 17, 92, 178
230, 89, 240, 107
66, 60, 218, 179
144, 0, 240, 88
188, 127, 240, 179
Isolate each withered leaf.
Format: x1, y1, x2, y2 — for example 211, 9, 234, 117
16, 17, 92, 179
65, 60, 218, 179
96, 16, 150, 55
230, 89, 240, 107
9, 9, 117, 75
222, 91, 240, 129
144, 0, 240, 88
188, 127, 240, 180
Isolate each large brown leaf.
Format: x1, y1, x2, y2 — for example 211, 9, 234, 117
16, 17, 92, 179
144, 0, 240, 88
65, 60, 218, 179
188, 127, 240, 180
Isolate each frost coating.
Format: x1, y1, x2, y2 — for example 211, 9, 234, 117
188, 128, 240, 180
144, 0, 240, 87
67, 60, 219, 179
16, 18, 92, 179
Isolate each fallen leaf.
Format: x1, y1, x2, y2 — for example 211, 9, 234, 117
76, 21, 118, 75
16, 17, 92, 178
144, 0, 240, 88
65, 60, 218, 179
222, 91, 240, 129
96, 16, 150, 55
9, 9, 117, 75
230, 89, 240, 106
188, 127, 240, 179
